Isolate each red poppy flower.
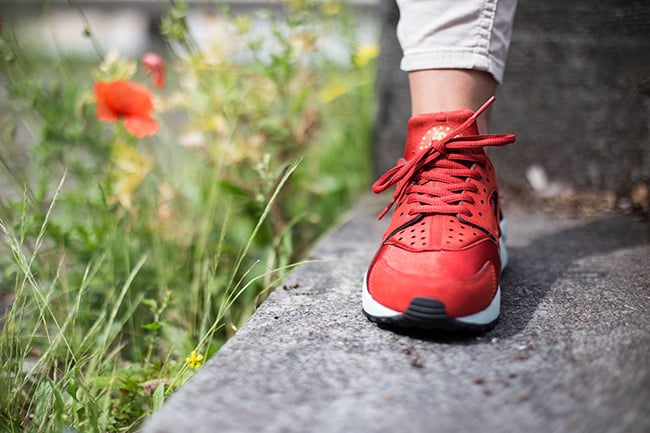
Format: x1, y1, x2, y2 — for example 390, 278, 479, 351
94, 80, 159, 138
141, 52, 165, 89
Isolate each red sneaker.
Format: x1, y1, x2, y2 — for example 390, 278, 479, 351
363, 97, 516, 331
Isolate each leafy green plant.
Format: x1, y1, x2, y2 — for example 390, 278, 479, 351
0, 0, 376, 431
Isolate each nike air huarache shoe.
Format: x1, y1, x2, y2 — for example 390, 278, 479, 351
363, 97, 515, 331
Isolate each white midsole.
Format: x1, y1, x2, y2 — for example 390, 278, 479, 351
362, 220, 508, 325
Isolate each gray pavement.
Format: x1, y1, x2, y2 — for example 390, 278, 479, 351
143, 194, 650, 433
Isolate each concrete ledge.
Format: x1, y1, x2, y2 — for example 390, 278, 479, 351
143, 194, 650, 433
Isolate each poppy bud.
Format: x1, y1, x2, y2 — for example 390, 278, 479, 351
141, 52, 165, 89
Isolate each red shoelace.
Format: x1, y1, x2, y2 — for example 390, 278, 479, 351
373, 97, 516, 220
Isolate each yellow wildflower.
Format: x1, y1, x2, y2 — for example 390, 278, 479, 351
109, 141, 153, 209
289, 31, 317, 57
94, 48, 137, 81
353, 43, 380, 67
318, 80, 348, 103
285, 0, 308, 12
186, 351, 204, 369
321, 1, 341, 16
233, 15, 251, 35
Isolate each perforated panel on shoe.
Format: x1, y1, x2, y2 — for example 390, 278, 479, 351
380, 198, 423, 243
458, 159, 501, 241
442, 217, 485, 249
388, 213, 490, 251
391, 217, 437, 249
385, 158, 501, 251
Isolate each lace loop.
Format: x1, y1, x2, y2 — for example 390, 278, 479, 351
373, 97, 516, 220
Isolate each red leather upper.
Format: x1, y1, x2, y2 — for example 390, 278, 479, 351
367, 101, 515, 318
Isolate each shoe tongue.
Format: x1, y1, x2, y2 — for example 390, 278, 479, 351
403, 109, 478, 159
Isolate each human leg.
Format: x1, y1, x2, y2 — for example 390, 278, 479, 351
363, 0, 517, 331
408, 69, 497, 132
399, 0, 517, 129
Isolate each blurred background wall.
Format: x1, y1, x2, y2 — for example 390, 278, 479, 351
375, 0, 650, 207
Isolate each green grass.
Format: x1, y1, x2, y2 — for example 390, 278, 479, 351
0, 1, 376, 431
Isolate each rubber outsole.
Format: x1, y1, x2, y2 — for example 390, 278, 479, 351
363, 297, 498, 333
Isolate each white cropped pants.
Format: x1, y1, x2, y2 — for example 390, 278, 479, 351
396, 0, 518, 83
